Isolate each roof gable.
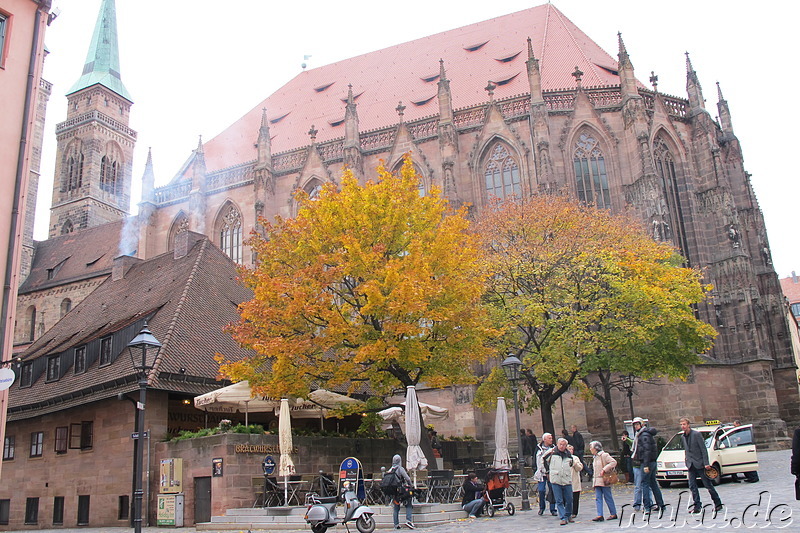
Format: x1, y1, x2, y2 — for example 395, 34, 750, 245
9, 236, 253, 417
20, 221, 128, 294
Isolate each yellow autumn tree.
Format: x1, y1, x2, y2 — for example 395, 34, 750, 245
218, 156, 494, 399
473, 195, 716, 434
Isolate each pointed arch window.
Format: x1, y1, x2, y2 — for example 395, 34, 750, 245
484, 142, 521, 199
573, 133, 611, 209
65, 153, 84, 192
219, 206, 242, 264
168, 214, 189, 251
100, 156, 119, 196
304, 180, 324, 201
26, 306, 36, 342
653, 136, 690, 262
390, 162, 426, 197
60, 298, 72, 318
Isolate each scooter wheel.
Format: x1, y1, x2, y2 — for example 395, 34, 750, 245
311, 523, 328, 533
507, 502, 516, 516
356, 514, 376, 533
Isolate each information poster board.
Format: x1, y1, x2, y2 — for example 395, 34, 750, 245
157, 494, 177, 526
159, 458, 183, 493
212, 457, 223, 477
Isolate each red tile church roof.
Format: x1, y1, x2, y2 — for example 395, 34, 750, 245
202, 3, 637, 172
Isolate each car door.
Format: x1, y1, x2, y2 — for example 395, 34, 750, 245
718, 425, 758, 474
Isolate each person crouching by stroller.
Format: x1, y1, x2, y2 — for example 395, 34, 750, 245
461, 473, 485, 518
548, 437, 576, 525
388, 454, 415, 529
590, 441, 618, 522
567, 444, 584, 518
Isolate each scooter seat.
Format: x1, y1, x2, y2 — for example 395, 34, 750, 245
313, 496, 339, 504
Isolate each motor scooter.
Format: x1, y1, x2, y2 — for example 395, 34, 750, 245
304, 480, 375, 533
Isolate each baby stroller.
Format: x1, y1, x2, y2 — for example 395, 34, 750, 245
483, 469, 515, 517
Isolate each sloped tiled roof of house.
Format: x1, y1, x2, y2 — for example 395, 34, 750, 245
780, 274, 800, 304
19, 220, 127, 294
200, 3, 639, 172
8, 234, 255, 419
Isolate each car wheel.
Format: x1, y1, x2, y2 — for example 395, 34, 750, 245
706, 464, 722, 486
658, 480, 671, 488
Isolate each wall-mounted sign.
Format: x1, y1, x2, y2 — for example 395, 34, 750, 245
212, 458, 223, 477
262, 455, 276, 475
159, 458, 183, 493
234, 444, 298, 454
0, 368, 15, 391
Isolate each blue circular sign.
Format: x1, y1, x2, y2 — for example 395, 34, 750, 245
263, 455, 276, 475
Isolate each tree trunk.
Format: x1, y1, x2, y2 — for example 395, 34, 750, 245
598, 374, 620, 451
539, 397, 556, 436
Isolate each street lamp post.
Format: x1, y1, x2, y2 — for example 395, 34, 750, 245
501, 354, 531, 511
128, 323, 161, 533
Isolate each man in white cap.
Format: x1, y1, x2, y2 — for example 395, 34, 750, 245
630, 417, 661, 512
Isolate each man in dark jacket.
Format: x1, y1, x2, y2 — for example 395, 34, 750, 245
521, 429, 533, 467
570, 425, 588, 476
630, 417, 665, 512
791, 427, 800, 500
680, 417, 723, 513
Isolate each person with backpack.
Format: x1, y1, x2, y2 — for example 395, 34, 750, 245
384, 454, 415, 529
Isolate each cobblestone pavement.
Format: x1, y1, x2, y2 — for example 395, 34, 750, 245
5, 450, 797, 533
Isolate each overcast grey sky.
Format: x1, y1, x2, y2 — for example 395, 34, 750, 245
36, 0, 800, 277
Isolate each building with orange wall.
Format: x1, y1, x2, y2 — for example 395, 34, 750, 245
0, 0, 51, 481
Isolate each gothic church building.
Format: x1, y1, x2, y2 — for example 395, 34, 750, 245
14, 0, 798, 457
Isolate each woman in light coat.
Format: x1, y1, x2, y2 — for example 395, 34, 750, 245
590, 440, 617, 522
567, 444, 584, 518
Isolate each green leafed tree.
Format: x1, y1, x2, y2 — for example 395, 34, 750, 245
473, 195, 716, 435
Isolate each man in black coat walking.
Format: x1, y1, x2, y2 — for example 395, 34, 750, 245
680, 417, 723, 513
570, 424, 588, 476
791, 427, 800, 500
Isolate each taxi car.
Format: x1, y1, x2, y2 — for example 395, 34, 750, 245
655, 423, 758, 487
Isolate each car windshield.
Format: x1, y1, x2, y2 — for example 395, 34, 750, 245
662, 430, 713, 451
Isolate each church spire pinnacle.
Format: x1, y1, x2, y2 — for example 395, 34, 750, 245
526, 37, 544, 104
142, 148, 155, 203
68, 0, 132, 101
716, 81, 734, 135
617, 32, 637, 97
685, 52, 705, 112
344, 84, 360, 149
256, 108, 272, 167
437, 59, 453, 123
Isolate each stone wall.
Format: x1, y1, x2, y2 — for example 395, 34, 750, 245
154, 433, 406, 524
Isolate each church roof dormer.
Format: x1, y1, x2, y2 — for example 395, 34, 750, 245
68, 0, 132, 102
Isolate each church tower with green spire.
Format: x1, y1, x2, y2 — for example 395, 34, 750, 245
49, 0, 136, 238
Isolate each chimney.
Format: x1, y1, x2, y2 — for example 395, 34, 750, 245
112, 255, 142, 281
174, 231, 204, 259
793, 271, 798, 284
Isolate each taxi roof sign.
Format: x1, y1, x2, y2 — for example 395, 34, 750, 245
704, 420, 721, 425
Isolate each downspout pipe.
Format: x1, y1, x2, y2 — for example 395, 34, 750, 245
1, 3, 45, 361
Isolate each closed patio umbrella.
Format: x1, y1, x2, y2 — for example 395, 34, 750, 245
278, 398, 295, 505
405, 385, 428, 487
493, 397, 512, 469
